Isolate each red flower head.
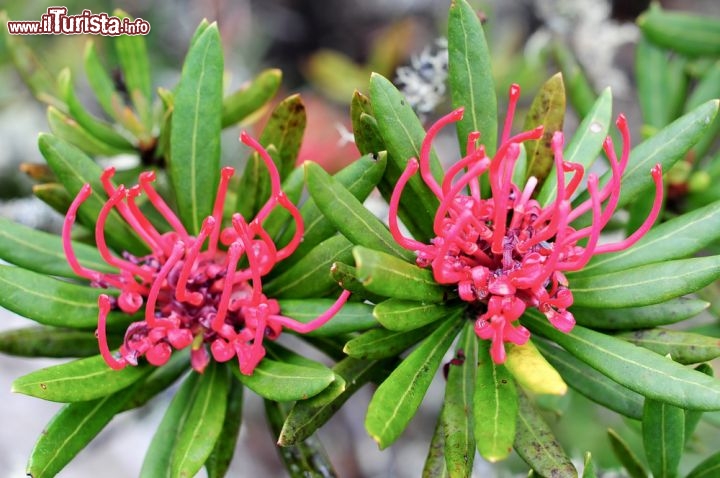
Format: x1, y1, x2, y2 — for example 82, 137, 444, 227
388, 84, 663, 364
63, 132, 350, 375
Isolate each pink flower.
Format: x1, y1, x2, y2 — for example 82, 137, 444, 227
388, 84, 663, 364
63, 132, 350, 375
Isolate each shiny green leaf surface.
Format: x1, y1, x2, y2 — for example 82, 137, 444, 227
169, 23, 223, 234
221, 68, 282, 127
571, 298, 709, 330
365, 314, 463, 448
616, 328, 720, 364
374, 298, 463, 331
233, 358, 335, 401
277, 299, 377, 336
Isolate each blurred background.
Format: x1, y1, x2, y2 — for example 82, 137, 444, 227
0, 0, 719, 476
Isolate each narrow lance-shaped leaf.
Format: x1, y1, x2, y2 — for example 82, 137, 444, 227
685, 364, 714, 444
205, 374, 243, 478
276, 152, 387, 268
84, 40, 124, 122
687, 450, 720, 478
169, 23, 223, 234
474, 341, 518, 463
607, 429, 648, 478
0, 216, 112, 278
370, 72, 443, 241
643, 399, 684, 478
265, 400, 337, 478
0, 326, 107, 358
551, 41, 597, 118
504, 340, 567, 396
113, 9, 153, 128
169, 362, 229, 478
638, 4, 720, 57
374, 298, 462, 332
523, 311, 720, 410
264, 234, 353, 298
305, 161, 414, 261
0, 265, 132, 331
221, 68, 282, 127
47, 106, 128, 158
33, 183, 72, 215
513, 390, 577, 477
280, 357, 393, 446
576, 198, 720, 276
26, 382, 139, 478
616, 328, 720, 365
685, 61, 720, 159
12, 354, 150, 402
636, 37, 686, 130
343, 323, 438, 360
365, 313, 463, 448
443, 322, 477, 476
448, 0, 497, 155
535, 340, 644, 420
38, 133, 145, 254
232, 358, 335, 402
523, 72, 565, 189
423, 416, 450, 478
353, 246, 447, 302
569, 256, 720, 309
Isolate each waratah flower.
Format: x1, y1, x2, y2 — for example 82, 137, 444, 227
388, 84, 663, 364
63, 132, 350, 375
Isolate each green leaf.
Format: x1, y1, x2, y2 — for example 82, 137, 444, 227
343, 323, 438, 360
330, 261, 386, 303
474, 341, 518, 462
576, 199, 720, 276
608, 429, 649, 478
232, 358, 335, 401
582, 452, 597, 478
141, 371, 200, 478
448, 0, 497, 155
374, 298, 463, 331
513, 390, 577, 478
38, 133, 145, 254
221, 68, 282, 127
58, 69, 135, 151
535, 340, 644, 420
277, 299, 377, 336
353, 246, 447, 302
685, 61, 720, 159
26, 384, 137, 478
83, 41, 123, 122
685, 364, 714, 444
638, 4, 720, 57
0, 265, 131, 330
305, 161, 413, 261
0, 216, 113, 278
351, 91, 385, 156
550, 41, 597, 118
370, 72, 442, 241
537, 87, 612, 206
523, 312, 720, 410
642, 399, 684, 478
47, 105, 127, 157
443, 322, 477, 476
636, 37, 687, 130
523, 72, 565, 188
275, 151, 387, 266
114, 9, 153, 127
0, 326, 104, 358
569, 256, 720, 309
205, 374, 243, 478
365, 313, 463, 448
236, 94, 306, 218
687, 450, 720, 478
169, 362, 229, 478
280, 356, 392, 445
1, 11, 60, 107
169, 23, 223, 234
572, 99, 720, 223
32, 182, 72, 215
423, 417, 450, 478
572, 298, 709, 330
263, 234, 353, 298
12, 354, 150, 402
616, 329, 720, 365
265, 400, 337, 478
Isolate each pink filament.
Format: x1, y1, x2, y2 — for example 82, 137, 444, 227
419, 108, 463, 198
139, 171, 190, 242
270, 289, 352, 333
144, 241, 185, 327
97, 294, 126, 370
389, 158, 426, 251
